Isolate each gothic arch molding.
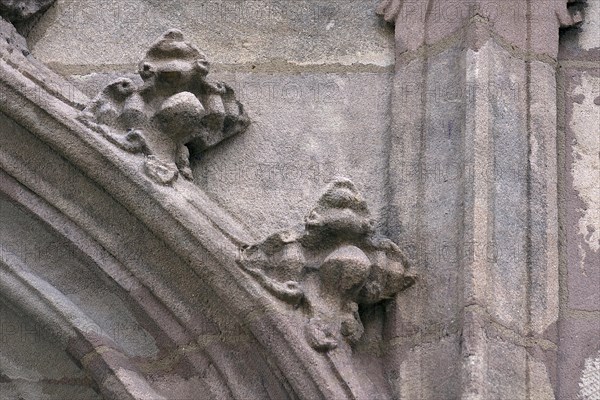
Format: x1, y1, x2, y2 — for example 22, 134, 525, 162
0, 21, 407, 399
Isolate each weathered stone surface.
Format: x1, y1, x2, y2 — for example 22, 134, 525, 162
377, 0, 582, 58
0, 304, 101, 400
1, 14, 88, 108
1, 13, 27, 49
1, 0, 597, 397
557, 3, 600, 397
382, 2, 572, 395
0, 0, 54, 22
384, 41, 470, 397
557, 16, 600, 394
384, 335, 461, 399
562, 68, 600, 312
79, 29, 249, 185
190, 70, 392, 238
559, 0, 600, 60
239, 178, 415, 352
0, 109, 291, 399
529, 59, 561, 337
578, 350, 600, 400
558, 315, 600, 400
3, 36, 393, 396
0, 193, 159, 359
76, 69, 392, 210
28, 0, 394, 69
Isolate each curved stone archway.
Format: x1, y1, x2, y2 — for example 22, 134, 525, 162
0, 20, 414, 398
2, 1, 597, 398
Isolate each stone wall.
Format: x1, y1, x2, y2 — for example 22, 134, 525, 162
0, 0, 598, 399
28, 0, 395, 238
558, 1, 600, 398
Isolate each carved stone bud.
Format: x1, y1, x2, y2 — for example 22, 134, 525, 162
78, 29, 250, 185
238, 178, 416, 352
320, 245, 371, 296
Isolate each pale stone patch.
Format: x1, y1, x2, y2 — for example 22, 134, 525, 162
114, 368, 167, 400
529, 359, 556, 400
291, 51, 395, 67
579, 351, 600, 400
579, 0, 600, 51
570, 72, 600, 255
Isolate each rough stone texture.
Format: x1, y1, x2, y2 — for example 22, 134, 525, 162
0, 101, 318, 398
0, 0, 598, 398
562, 68, 600, 312
0, 0, 54, 22
384, 42, 465, 398
384, 2, 572, 397
60, 52, 393, 241
0, 14, 88, 108
194, 70, 392, 238
377, 0, 582, 58
28, 0, 394, 68
578, 351, 600, 400
238, 178, 415, 398
558, 1, 600, 397
559, 0, 600, 60
0, 303, 101, 399
28, 0, 395, 239
2, 22, 393, 396
79, 29, 250, 185
239, 178, 415, 352
0, 192, 159, 359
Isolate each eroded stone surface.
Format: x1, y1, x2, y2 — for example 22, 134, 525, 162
578, 0, 600, 51
239, 178, 415, 352
0, 0, 54, 22
28, 0, 394, 68
560, 0, 600, 61
79, 29, 249, 185
0, 0, 598, 398
558, 3, 600, 399
579, 351, 600, 400
377, 0, 582, 57
0, 304, 101, 400
569, 71, 600, 254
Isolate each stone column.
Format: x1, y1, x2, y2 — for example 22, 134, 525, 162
378, 1, 581, 398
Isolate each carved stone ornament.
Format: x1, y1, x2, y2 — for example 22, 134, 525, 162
238, 178, 416, 352
376, 0, 584, 28
78, 29, 250, 185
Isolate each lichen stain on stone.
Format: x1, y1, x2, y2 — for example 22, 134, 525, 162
569, 72, 600, 263
578, 351, 600, 400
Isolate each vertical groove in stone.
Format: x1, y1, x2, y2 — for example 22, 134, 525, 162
525, 1, 534, 397
382, 70, 394, 240
555, 61, 568, 399
383, 1, 567, 398
385, 0, 438, 396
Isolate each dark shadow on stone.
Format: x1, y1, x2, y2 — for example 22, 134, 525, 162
0, 0, 55, 36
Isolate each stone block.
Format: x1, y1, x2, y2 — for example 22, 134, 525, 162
563, 68, 600, 312
558, 314, 600, 400
191, 71, 392, 238
29, 0, 394, 70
